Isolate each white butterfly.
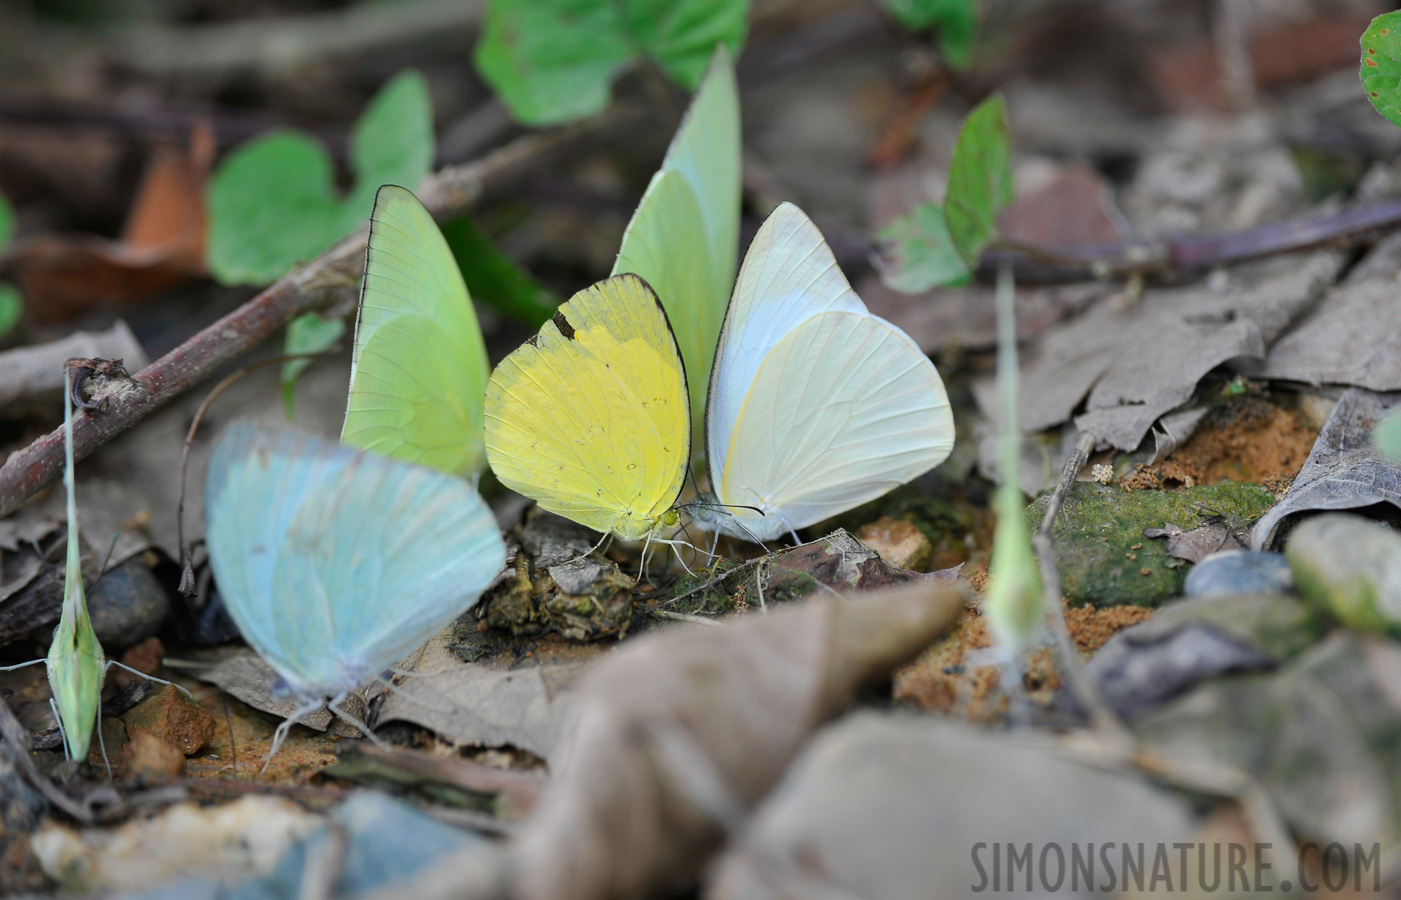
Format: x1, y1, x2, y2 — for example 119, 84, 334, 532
695, 203, 955, 544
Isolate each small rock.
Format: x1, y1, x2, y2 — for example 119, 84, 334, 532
118, 732, 185, 782
111, 636, 165, 690
856, 517, 933, 571
121, 684, 214, 756
1185, 550, 1293, 597
88, 557, 170, 650
1287, 513, 1401, 633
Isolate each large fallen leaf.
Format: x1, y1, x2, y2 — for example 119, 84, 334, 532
706, 714, 1196, 899
1252, 387, 1401, 549
1259, 232, 1401, 390
985, 249, 1341, 451
373, 628, 582, 760
369, 580, 964, 900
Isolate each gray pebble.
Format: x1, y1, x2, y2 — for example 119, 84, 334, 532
1185, 550, 1293, 597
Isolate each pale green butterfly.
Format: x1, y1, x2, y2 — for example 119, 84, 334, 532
341, 184, 490, 476
612, 44, 740, 445
2, 367, 184, 771
204, 422, 506, 766
693, 203, 956, 545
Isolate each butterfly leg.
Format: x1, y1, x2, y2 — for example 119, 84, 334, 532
49, 697, 70, 761
94, 702, 112, 780
328, 693, 391, 751
105, 661, 195, 700
0, 659, 45, 672
263, 698, 326, 773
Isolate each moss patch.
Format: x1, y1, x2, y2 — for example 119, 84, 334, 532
1026, 481, 1276, 608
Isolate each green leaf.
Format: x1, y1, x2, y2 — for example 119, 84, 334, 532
877, 202, 971, 292
441, 215, 558, 328
945, 93, 1012, 267
0, 193, 13, 250
475, 0, 747, 126
343, 69, 436, 222
207, 132, 345, 285
0, 284, 21, 339
1376, 410, 1401, 461
281, 312, 346, 419
1361, 12, 1401, 129
206, 70, 434, 286
628, 0, 748, 86
880, 0, 977, 69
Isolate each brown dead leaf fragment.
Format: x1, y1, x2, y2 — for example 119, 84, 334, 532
373, 581, 963, 900
11, 124, 212, 321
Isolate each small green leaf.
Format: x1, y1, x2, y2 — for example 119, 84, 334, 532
206, 70, 435, 286
628, 0, 748, 87
281, 313, 346, 420
1376, 410, 1401, 461
0, 193, 14, 250
475, 0, 747, 126
343, 69, 435, 222
880, 0, 977, 69
945, 93, 1012, 268
877, 202, 971, 292
1361, 12, 1401, 129
207, 132, 344, 285
0, 284, 21, 339
440, 215, 558, 328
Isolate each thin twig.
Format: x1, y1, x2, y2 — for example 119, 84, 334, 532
0, 112, 636, 520
1033, 431, 1131, 743
659, 556, 768, 607
0, 694, 94, 823
984, 196, 1401, 280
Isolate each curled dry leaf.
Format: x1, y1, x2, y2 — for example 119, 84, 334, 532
1252, 387, 1401, 549
369, 580, 964, 900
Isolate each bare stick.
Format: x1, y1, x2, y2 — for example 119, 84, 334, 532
986, 196, 1401, 280
0, 114, 632, 520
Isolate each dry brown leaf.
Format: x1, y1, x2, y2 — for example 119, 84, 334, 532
369, 580, 964, 900
12, 124, 212, 321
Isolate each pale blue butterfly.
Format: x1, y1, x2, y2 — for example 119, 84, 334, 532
204, 422, 506, 765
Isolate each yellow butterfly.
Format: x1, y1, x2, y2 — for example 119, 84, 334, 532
484, 274, 689, 542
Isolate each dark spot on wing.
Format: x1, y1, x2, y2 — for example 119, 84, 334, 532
552, 311, 577, 340
526, 334, 540, 348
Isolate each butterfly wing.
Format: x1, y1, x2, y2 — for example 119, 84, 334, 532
484, 274, 689, 540
342, 185, 490, 476
613, 46, 739, 440
206, 423, 504, 697
717, 311, 954, 540
707, 203, 868, 491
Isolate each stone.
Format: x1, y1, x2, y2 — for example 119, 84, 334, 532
707, 714, 1195, 899
856, 517, 933, 571
1287, 513, 1401, 634
1026, 481, 1277, 607
88, 557, 171, 651
1184, 549, 1293, 597
118, 732, 185, 783
121, 684, 215, 756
